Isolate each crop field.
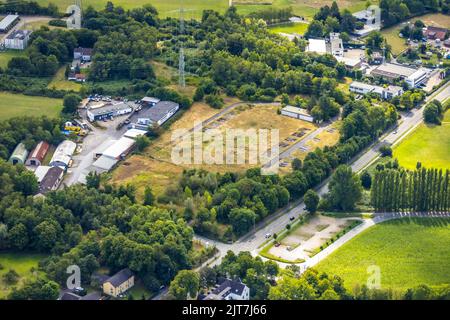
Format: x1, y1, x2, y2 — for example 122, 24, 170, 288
36, 0, 370, 19
393, 110, 450, 170
0, 253, 47, 299
316, 218, 450, 291
0, 92, 63, 120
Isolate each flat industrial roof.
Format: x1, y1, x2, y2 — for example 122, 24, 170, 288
350, 81, 375, 90
124, 128, 148, 139
0, 15, 19, 30
137, 101, 179, 123
306, 39, 327, 54
282, 105, 311, 116
102, 137, 135, 159
88, 102, 132, 116
6, 29, 31, 40
373, 63, 418, 78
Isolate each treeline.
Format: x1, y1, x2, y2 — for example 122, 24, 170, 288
0, 160, 197, 293
371, 167, 450, 212
381, 0, 444, 27
269, 266, 450, 300
0, 116, 64, 160
0, 0, 59, 16
83, 4, 158, 81
247, 7, 293, 24
305, 1, 360, 38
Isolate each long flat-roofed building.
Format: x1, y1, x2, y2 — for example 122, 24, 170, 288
370, 63, 430, 88
0, 15, 20, 33
87, 102, 133, 122
281, 105, 314, 122
133, 101, 179, 127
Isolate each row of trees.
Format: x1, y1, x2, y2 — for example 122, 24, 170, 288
424, 100, 446, 125
0, 116, 64, 160
371, 167, 450, 212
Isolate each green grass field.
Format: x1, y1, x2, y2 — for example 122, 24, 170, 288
36, 0, 370, 19
0, 92, 63, 120
316, 218, 450, 291
0, 50, 27, 69
48, 67, 83, 92
393, 110, 450, 170
268, 22, 308, 35
0, 253, 47, 299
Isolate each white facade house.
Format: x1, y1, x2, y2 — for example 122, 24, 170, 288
204, 279, 250, 301
49, 140, 77, 169
4, 30, 32, 50
281, 105, 314, 122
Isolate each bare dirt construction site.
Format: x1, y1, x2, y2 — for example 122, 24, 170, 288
111, 103, 318, 200
267, 215, 361, 263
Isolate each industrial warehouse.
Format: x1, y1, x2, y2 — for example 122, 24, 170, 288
0, 14, 20, 33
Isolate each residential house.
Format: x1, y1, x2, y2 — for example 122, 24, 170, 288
102, 268, 135, 298
73, 47, 93, 62
424, 26, 448, 41
203, 278, 250, 300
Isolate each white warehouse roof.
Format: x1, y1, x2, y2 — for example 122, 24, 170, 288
306, 39, 327, 54
102, 137, 135, 159
124, 129, 148, 139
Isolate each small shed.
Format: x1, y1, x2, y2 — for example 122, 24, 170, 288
26, 141, 50, 166
9, 143, 28, 165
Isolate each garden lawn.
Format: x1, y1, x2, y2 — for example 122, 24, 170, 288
316, 218, 450, 291
0, 92, 63, 120
393, 110, 450, 170
0, 252, 47, 299
48, 67, 83, 92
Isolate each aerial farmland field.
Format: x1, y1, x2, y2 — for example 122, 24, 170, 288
0, 92, 63, 120
316, 218, 450, 291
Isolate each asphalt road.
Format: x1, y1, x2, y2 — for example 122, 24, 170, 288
200, 81, 450, 266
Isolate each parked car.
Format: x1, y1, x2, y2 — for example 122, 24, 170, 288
265, 233, 272, 239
